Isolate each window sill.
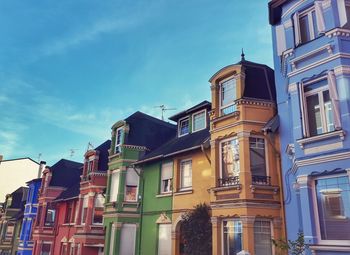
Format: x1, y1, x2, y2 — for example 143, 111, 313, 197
310, 244, 350, 251
212, 184, 242, 192
297, 130, 345, 149
250, 184, 279, 194
212, 111, 240, 124
174, 189, 193, 196
61, 223, 75, 226
156, 193, 172, 198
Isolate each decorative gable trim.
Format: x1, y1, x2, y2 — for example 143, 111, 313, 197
156, 213, 171, 224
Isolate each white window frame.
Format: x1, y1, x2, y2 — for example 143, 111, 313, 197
92, 194, 104, 225
249, 136, 269, 177
192, 109, 207, 132
298, 6, 317, 44
302, 77, 334, 137
221, 218, 243, 255
219, 76, 237, 116
179, 159, 192, 190
160, 162, 173, 194
312, 174, 350, 245
178, 116, 190, 137
157, 223, 172, 255
109, 170, 120, 202
124, 168, 139, 202
219, 136, 240, 179
115, 127, 123, 154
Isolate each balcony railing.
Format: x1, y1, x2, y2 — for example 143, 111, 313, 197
221, 104, 237, 116
218, 176, 240, 187
252, 175, 271, 186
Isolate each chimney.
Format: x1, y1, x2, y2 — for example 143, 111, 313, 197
38, 161, 46, 178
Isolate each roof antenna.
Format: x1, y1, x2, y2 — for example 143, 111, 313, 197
86, 142, 94, 152
241, 48, 245, 61
154, 105, 176, 121
69, 149, 78, 158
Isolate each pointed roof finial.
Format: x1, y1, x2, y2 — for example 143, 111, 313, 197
241, 48, 245, 61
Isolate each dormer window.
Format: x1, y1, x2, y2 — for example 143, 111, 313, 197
178, 117, 190, 137
87, 159, 94, 174
115, 127, 124, 153
220, 77, 237, 115
192, 110, 206, 132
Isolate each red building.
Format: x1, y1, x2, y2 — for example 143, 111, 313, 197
32, 159, 82, 255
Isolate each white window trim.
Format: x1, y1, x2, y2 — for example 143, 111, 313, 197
249, 136, 269, 177
178, 116, 190, 137
92, 194, 104, 225
179, 159, 192, 191
221, 218, 243, 255
115, 127, 123, 154
219, 136, 240, 179
160, 162, 173, 194
191, 109, 207, 133
311, 174, 350, 245
219, 76, 237, 116
124, 168, 139, 202
302, 76, 333, 137
299, 6, 317, 43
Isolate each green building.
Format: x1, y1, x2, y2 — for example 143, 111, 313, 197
103, 112, 175, 255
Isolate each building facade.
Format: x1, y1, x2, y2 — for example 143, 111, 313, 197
208, 55, 284, 255
17, 175, 42, 255
269, 0, 350, 254
0, 187, 28, 255
136, 101, 212, 255
103, 112, 176, 255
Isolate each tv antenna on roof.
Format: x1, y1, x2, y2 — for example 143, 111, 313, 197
154, 105, 176, 121
86, 142, 94, 152
69, 149, 78, 158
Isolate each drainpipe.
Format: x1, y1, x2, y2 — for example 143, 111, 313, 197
131, 166, 144, 255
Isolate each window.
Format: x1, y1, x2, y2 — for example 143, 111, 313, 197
125, 168, 139, 202
303, 79, 335, 137
158, 224, 172, 255
221, 138, 240, 184
5, 224, 14, 240
299, 9, 317, 44
254, 219, 272, 255
180, 159, 192, 190
65, 202, 73, 223
109, 224, 116, 255
81, 195, 88, 224
61, 243, 68, 255
93, 194, 104, 224
109, 171, 120, 202
36, 206, 42, 226
249, 137, 267, 177
119, 224, 136, 255
161, 162, 173, 193
44, 205, 56, 227
41, 243, 51, 255
220, 78, 237, 115
179, 117, 190, 136
87, 159, 94, 174
192, 110, 206, 132
339, 0, 350, 29
223, 220, 242, 255
115, 127, 124, 153
315, 175, 350, 241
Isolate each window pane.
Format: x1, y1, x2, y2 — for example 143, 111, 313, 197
180, 160, 192, 189
115, 128, 123, 153
300, 15, 311, 43
345, 6, 350, 29
41, 243, 51, 255
125, 186, 137, 201
221, 79, 236, 106
179, 119, 189, 136
45, 208, 56, 226
221, 138, 240, 179
306, 94, 322, 136
223, 220, 242, 255
110, 171, 120, 202
193, 112, 205, 131
315, 176, 350, 240
161, 163, 173, 193
254, 220, 272, 255
158, 224, 172, 255
249, 138, 266, 176
119, 224, 136, 255
311, 11, 318, 38
323, 90, 335, 132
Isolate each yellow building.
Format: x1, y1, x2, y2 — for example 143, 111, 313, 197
208, 54, 285, 255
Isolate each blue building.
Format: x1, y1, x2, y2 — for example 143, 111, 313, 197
269, 0, 350, 254
17, 163, 43, 255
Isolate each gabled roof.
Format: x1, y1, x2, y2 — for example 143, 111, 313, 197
8, 187, 28, 209
136, 128, 210, 165
54, 182, 80, 202
122, 111, 177, 152
0, 157, 39, 164
95, 140, 111, 172
169, 101, 211, 122
209, 58, 276, 102
49, 159, 83, 188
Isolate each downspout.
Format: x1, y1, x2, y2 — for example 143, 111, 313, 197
200, 138, 211, 164
263, 131, 287, 240
131, 165, 144, 255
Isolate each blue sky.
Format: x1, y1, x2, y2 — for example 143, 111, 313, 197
0, 0, 273, 165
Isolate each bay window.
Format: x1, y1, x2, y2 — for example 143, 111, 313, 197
315, 175, 350, 241
223, 219, 242, 255
254, 219, 272, 255
180, 159, 192, 190
160, 162, 173, 193
125, 168, 139, 202
115, 127, 124, 154
93, 194, 104, 224
220, 78, 237, 115
250, 138, 269, 185
44, 205, 56, 227
220, 138, 240, 186
109, 170, 120, 202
